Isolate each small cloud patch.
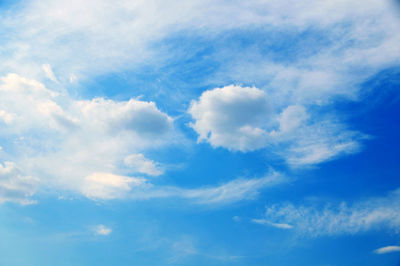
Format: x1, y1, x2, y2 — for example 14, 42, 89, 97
94, 225, 112, 236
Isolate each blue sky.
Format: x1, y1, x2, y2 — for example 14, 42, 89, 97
0, 0, 400, 265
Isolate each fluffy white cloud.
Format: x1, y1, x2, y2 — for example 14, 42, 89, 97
82, 173, 145, 200
189, 85, 270, 151
374, 246, 400, 254
77, 98, 172, 136
189, 86, 362, 165
0, 74, 174, 202
0, 74, 286, 204
124, 154, 163, 176
258, 188, 400, 236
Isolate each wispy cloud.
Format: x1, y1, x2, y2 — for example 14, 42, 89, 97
180, 172, 285, 205
42, 64, 58, 83
251, 219, 293, 229
256, 188, 400, 236
374, 245, 400, 254
128, 171, 286, 205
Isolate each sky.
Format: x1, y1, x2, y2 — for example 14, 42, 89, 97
0, 0, 400, 265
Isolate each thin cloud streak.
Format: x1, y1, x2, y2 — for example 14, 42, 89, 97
258, 188, 400, 236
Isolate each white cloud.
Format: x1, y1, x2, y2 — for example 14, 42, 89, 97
124, 154, 163, 176
277, 105, 308, 134
0, 0, 397, 94
251, 219, 293, 229
0, 73, 64, 132
0, 0, 397, 169
189, 86, 362, 166
374, 246, 400, 254
0, 161, 38, 205
0, 0, 399, 203
42, 63, 58, 83
0, 73, 287, 204
181, 172, 283, 205
0, 74, 175, 202
260, 188, 400, 236
283, 123, 363, 166
0, 110, 15, 124
94, 224, 112, 236
77, 97, 173, 137
131, 171, 286, 205
188, 85, 270, 152
82, 173, 145, 200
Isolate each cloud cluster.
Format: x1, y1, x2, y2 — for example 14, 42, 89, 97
0, 0, 399, 205
0, 74, 288, 204
0, 73, 174, 203
258, 188, 400, 236
189, 85, 362, 165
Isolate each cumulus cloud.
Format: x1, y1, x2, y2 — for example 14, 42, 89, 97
257, 188, 400, 236
189, 86, 362, 166
374, 246, 400, 254
0, 73, 288, 204
77, 98, 173, 136
189, 85, 270, 152
0, 74, 174, 202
